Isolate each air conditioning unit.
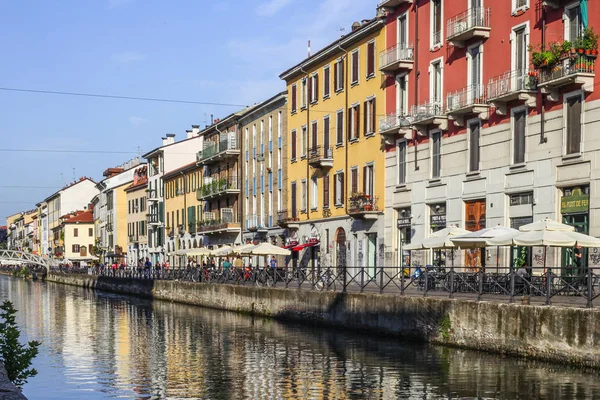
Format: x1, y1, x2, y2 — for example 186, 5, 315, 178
256, 154, 265, 162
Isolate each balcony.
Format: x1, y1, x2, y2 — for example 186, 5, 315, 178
348, 194, 380, 220
308, 145, 334, 168
377, 0, 412, 10
196, 139, 240, 165
409, 100, 448, 135
277, 210, 300, 229
147, 213, 161, 225
446, 7, 491, 48
379, 44, 414, 74
128, 235, 139, 244
246, 214, 268, 232
197, 208, 240, 235
537, 56, 595, 102
197, 176, 240, 200
487, 69, 537, 115
106, 223, 114, 232
379, 112, 412, 140
446, 85, 490, 126
146, 189, 159, 202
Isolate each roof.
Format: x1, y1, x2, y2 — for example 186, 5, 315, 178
162, 162, 200, 181
238, 91, 287, 125
62, 210, 94, 224
279, 17, 384, 81
44, 177, 96, 202
125, 176, 148, 192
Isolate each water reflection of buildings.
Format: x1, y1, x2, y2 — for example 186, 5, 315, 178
2, 276, 600, 399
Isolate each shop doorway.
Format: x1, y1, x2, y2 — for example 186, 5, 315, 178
562, 214, 589, 277
366, 233, 377, 278
335, 228, 346, 275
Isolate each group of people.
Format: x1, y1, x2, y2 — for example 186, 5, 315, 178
186, 255, 278, 271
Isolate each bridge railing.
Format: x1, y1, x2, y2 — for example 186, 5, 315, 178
42, 265, 600, 309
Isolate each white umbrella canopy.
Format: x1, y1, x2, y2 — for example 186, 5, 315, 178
230, 243, 256, 255
186, 247, 213, 256
405, 226, 471, 250
518, 217, 575, 232
488, 230, 600, 248
249, 242, 291, 256
451, 225, 519, 248
212, 246, 234, 257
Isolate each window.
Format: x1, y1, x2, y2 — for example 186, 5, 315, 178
469, 121, 480, 172
334, 172, 345, 206
323, 65, 330, 98
351, 50, 359, 84
74, 228, 78, 237
513, 109, 526, 164
565, 3, 582, 43
301, 179, 307, 212
334, 58, 344, 92
366, 41, 375, 77
565, 94, 582, 155
301, 78, 308, 108
311, 120, 318, 151
351, 167, 359, 194
291, 129, 297, 160
310, 73, 319, 103
468, 46, 483, 101
397, 140, 407, 185
311, 177, 318, 209
291, 181, 297, 217
336, 110, 344, 145
89, 228, 93, 237
431, 61, 442, 106
348, 104, 360, 140
364, 97, 376, 135
323, 174, 330, 208
431, 131, 441, 179
291, 84, 297, 113
514, 27, 527, 78
72, 244, 80, 253
323, 115, 330, 151
431, 0, 442, 47
301, 125, 308, 158
397, 75, 407, 116
512, 0, 528, 14
364, 164, 374, 197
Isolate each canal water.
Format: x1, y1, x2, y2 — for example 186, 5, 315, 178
1, 276, 600, 399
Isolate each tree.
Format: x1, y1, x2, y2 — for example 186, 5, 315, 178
0, 301, 40, 390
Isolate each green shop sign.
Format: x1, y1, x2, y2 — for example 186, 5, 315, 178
561, 187, 589, 214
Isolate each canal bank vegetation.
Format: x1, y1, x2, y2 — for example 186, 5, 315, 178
0, 301, 40, 390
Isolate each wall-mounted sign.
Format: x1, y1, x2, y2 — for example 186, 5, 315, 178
430, 214, 446, 226
397, 218, 412, 228
561, 187, 589, 214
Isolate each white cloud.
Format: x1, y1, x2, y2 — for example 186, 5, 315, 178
129, 116, 146, 127
111, 51, 147, 64
256, 0, 293, 16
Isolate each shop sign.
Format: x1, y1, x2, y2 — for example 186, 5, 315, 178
430, 214, 446, 227
561, 187, 589, 214
397, 218, 412, 228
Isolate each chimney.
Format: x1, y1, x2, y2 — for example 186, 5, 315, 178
351, 21, 361, 31
191, 125, 200, 136
161, 137, 168, 146
165, 133, 176, 145
186, 129, 193, 139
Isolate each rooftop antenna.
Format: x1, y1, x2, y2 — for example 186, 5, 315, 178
308, 40, 311, 57
339, 27, 345, 38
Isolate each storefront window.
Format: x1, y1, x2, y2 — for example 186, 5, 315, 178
561, 186, 589, 277
430, 204, 446, 268
397, 207, 412, 273
465, 200, 486, 271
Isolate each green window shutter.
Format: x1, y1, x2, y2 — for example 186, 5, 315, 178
158, 202, 164, 222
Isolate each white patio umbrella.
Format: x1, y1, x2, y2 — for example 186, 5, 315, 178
518, 217, 575, 232
404, 226, 471, 250
488, 229, 600, 248
212, 246, 234, 257
249, 242, 291, 256
229, 243, 256, 256
186, 247, 213, 257
450, 225, 519, 248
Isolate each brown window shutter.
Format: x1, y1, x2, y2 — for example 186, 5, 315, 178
337, 112, 343, 143
334, 62, 338, 91
308, 77, 312, 103
323, 175, 329, 208
341, 173, 345, 204
340, 59, 345, 89
333, 174, 338, 203
291, 86, 297, 111
347, 108, 352, 140
291, 130, 296, 159
363, 101, 368, 135
368, 42, 375, 75
324, 68, 329, 96
371, 98, 376, 133
363, 166, 367, 194
356, 104, 361, 138
315, 74, 319, 100
352, 52, 359, 82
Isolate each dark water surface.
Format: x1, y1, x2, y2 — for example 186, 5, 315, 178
1, 275, 600, 399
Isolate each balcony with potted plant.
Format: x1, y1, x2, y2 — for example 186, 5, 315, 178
196, 176, 240, 201
307, 145, 334, 169
487, 68, 538, 116
534, 29, 597, 102
277, 209, 300, 229
348, 193, 380, 220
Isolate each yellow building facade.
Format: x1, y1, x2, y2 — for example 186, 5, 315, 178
163, 163, 204, 267
279, 17, 386, 273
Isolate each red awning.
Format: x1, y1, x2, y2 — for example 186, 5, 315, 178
292, 241, 320, 252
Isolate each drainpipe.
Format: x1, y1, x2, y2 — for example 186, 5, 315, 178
300, 65, 311, 221
180, 171, 187, 268
540, 6, 548, 144
337, 44, 350, 214
414, 1, 420, 169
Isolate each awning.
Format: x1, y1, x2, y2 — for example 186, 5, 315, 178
292, 241, 320, 252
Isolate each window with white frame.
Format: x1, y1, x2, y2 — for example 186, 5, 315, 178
323, 115, 330, 151
565, 3, 583, 43
431, 0, 442, 48
397, 75, 408, 116
513, 25, 527, 78
301, 125, 308, 157
311, 177, 318, 209
364, 97, 376, 135
291, 84, 297, 113
565, 92, 583, 155
468, 44, 483, 101
431, 60, 443, 107
366, 40, 375, 77
351, 49, 359, 84
334, 58, 344, 92
301, 179, 307, 212
512, 0, 529, 15
323, 65, 331, 98
336, 109, 344, 145
301, 77, 308, 108
310, 73, 319, 103
397, 140, 407, 185
431, 131, 441, 179
468, 120, 481, 172
334, 171, 345, 205
351, 166, 359, 194
512, 108, 526, 164
363, 163, 374, 198
349, 104, 360, 140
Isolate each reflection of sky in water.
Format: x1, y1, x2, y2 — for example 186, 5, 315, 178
2, 275, 600, 399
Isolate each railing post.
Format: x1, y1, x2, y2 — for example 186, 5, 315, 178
379, 266, 384, 295
587, 267, 593, 309
478, 268, 483, 301
400, 266, 405, 295
360, 266, 365, 293
424, 269, 428, 298
342, 265, 347, 293
285, 261, 289, 289
509, 265, 515, 304
449, 266, 455, 299
545, 268, 552, 306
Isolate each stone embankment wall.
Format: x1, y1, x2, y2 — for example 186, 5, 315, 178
0, 363, 27, 400
47, 273, 600, 368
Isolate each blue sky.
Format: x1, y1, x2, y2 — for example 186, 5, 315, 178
0, 0, 376, 219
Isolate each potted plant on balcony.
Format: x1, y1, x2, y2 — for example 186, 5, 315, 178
562, 40, 572, 57
584, 27, 599, 56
